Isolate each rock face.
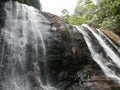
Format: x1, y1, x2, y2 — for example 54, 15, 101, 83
0, 3, 5, 28
114, 30, 120, 37
42, 12, 98, 89
102, 30, 120, 46
0, 1, 120, 90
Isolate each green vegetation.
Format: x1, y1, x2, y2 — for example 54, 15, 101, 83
61, 9, 70, 23
61, 0, 120, 31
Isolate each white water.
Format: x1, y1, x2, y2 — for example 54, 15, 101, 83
82, 24, 120, 68
76, 25, 120, 84
2, 1, 56, 90
97, 29, 120, 53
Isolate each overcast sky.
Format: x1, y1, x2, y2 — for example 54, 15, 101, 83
40, 0, 78, 16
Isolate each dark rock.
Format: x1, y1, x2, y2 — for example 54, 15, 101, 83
42, 12, 104, 90
42, 12, 120, 90
114, 30, 120, 36
0, 3, 6, 28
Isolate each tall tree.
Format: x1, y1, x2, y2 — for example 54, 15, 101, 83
72, 0, 97, 25
95, 0, 120, 30
61, 9, 70, 23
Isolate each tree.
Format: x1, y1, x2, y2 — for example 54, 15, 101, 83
61, 9, 70, 23
68, 0, 120, 30
95, 0, 120, 30
68, 15, 86, 25
71, 0, 96, 25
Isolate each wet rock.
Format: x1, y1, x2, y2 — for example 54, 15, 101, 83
102, 30, 120, 46
43, 12, 120, 90
42, 12, 103, 90
0, 3, 6, 28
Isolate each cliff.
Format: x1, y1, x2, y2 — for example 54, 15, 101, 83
0, 1, 120, 90
41, 12, 120, 90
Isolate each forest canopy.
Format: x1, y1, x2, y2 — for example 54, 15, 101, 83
61, 0, 120, 31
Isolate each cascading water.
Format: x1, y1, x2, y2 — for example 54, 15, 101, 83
1, 1, 56, 90
97, 29, 120, 53
1, 0, 120, 90
76, 24, 120, 84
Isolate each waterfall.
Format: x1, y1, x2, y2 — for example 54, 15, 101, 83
1, 0, 120, 90
1, 1, 56, 90
76, 24, 120, 84
96, 29, 120, 53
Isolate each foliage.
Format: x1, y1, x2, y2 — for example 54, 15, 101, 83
61, 0, 120, 31
61, 9, 70, 23
61, 0, 97, 25
95, 0, 120, 30
71, 0, 97, 25
68, 15, 86, 25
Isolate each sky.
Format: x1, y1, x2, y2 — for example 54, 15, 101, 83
40, 0, 78, 16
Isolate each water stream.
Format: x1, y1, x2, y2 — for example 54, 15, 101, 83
1, 1, 56, 90
76, 24, 120, 84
